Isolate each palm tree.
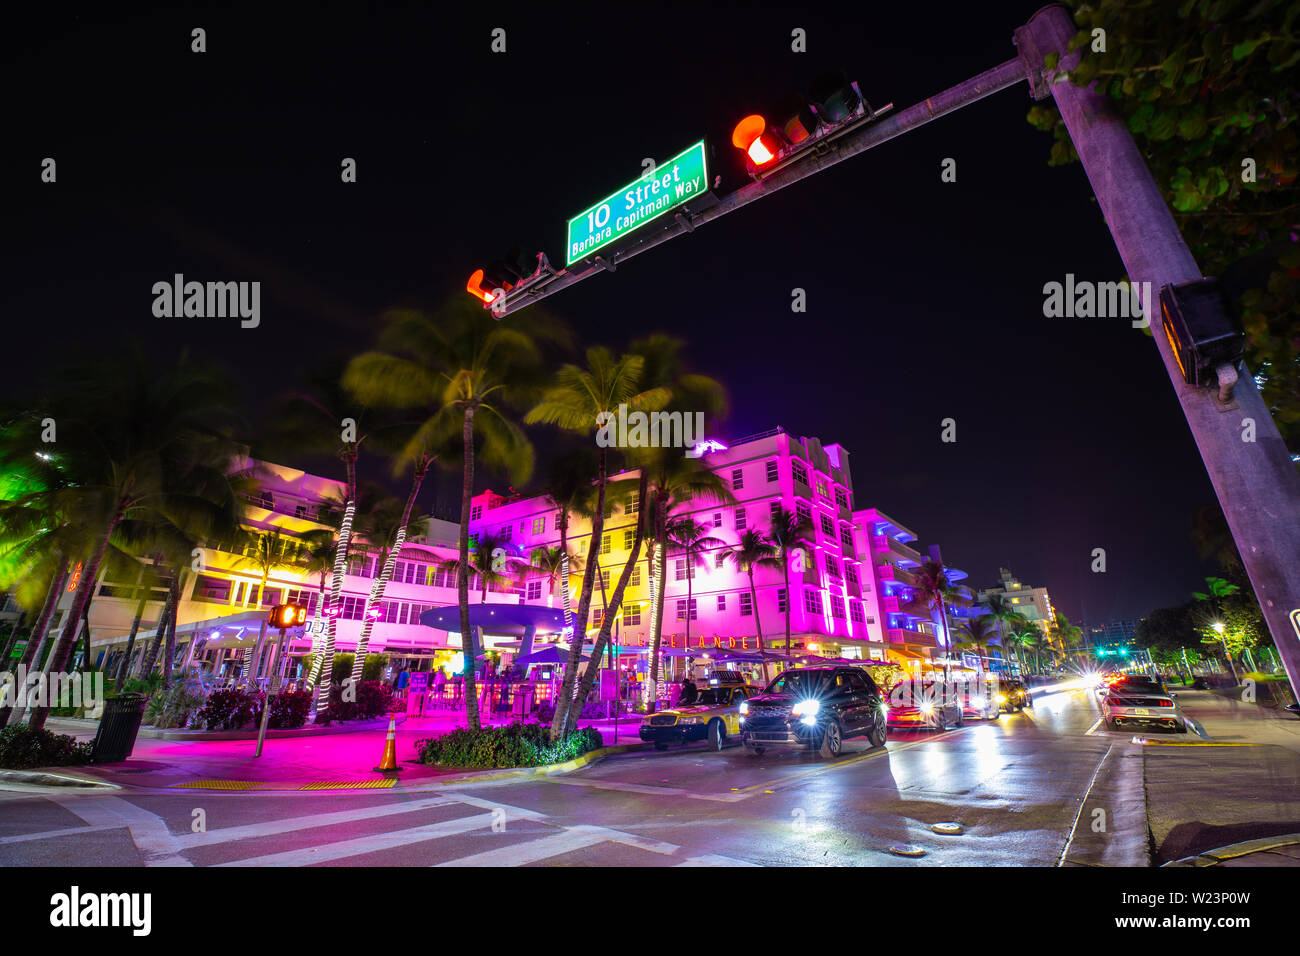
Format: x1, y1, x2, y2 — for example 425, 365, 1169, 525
233, 529, 312, 686
722, 528, 781, 682
664, 516, 726, 652
1046, 611, 1083, 668
344, 302, 548, 732
1193, 576, 1242, 679
536, 449, 598, 632
526, 346, 669, 739
768, 505, 815, 656
18, 350, 245, 731
952, 616, 1000, 673
913, 559, 959, 680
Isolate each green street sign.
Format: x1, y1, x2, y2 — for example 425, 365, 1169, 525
566, 141, 709, 266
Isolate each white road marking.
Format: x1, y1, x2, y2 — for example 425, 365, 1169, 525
434, 830, 604, 866
0, 823, 127, 845
674, 854, 758, 867
1084, 718, 1104, 736
176, 795, 456, 849
48, 795, 190, 867
538, 776, 748, 803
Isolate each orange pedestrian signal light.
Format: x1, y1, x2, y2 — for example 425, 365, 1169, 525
269, 603, 307, 629
467, 268, 509, 304
732, 115, 778, 166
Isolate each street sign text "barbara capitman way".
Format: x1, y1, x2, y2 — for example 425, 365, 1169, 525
566, 141, 708, 266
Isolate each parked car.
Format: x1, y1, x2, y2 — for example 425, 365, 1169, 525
885, 679, 964, 731
640, 681, 760, 751
997, 679, 1031, 712
1101, 676, 1187, 732
740, 667, 887, 758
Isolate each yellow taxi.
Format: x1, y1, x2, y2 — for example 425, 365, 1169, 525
640, 678, 761, 751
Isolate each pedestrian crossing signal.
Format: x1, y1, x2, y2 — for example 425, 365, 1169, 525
269, 603, 307, 629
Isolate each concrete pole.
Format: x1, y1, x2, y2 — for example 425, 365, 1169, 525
1016, 4, 1300, 694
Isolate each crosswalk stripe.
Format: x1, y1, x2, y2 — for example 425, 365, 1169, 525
177, 795, 455, 849
674, 854, 758, 867
434, 830, 605, 866
215, 812, 496, 867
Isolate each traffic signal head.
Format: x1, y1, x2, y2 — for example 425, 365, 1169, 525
466, 250, 550, 312
808, 69, 863, 124
731, 114, 781, 166
269, 603, 307, 629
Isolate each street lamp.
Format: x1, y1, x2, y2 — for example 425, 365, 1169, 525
1212, 621, 1239, 684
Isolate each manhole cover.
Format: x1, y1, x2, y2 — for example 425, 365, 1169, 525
932, 822, 964, 835
888, 844, 927, 858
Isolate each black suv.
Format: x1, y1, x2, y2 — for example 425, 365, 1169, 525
740, 667, 887, 758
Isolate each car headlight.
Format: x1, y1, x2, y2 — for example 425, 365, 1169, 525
996, 694, 1007, 704
919, 702, 934, 715
792, 699, 820, 717
739, 701, 749, 715
800, 714, 818, 726
972, 696, 986, 708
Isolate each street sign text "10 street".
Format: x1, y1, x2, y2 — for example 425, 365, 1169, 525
566, 141, 708, 266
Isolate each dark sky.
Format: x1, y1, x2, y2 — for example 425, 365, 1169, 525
1, 3, 1219, 624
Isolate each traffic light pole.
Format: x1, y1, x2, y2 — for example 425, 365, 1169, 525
1017, 4, 1300, 696
491, 4, 1300, 695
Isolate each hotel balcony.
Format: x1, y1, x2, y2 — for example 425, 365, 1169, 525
876, 562, 916, 588
871, 534, 922, 566
886, 627, 937, 648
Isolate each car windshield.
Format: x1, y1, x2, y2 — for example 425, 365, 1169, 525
1114, 677, 1162, 692
694, 689, 732, 706
764, 671, 830, 696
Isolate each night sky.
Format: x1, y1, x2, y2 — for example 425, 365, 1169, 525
1, 3, 1219, 625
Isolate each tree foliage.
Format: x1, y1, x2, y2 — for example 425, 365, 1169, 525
1029, 0, 1300, 448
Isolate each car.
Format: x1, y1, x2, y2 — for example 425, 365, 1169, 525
957, 681, 1001, 720
639, 682, 760, 751
740, 667, 887, 758
884, 679, 964, 731
996, 679, 1031, 712
1101, 676, 1187, 732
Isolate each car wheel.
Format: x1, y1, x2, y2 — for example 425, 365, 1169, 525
867, 711, 887, 749
952, 709, 964, 728
708, 719, 726, 751
1176, 721, 1189, 734
751, 746, 766, 757
654, 742, 669, 751
819, 719, 844, 758
1105, 718, 1117, 731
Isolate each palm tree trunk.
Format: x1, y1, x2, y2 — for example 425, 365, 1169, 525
0, 559, 68, 727
458, 408, 481, 732
310, 450, 357, 711
571, 472, 648, 733
783, 557, 793, 656
114, 592, 149, 687
551, 447, 606, 739
646, 492, 667, 711
27, 507, 123, 732
750, 570, 769, 683
350, 459, 429, 683
161, 574, 182, 685
138, 575, 176, 679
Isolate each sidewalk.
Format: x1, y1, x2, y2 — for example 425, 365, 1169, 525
1143, 689, 1300, 865
37, 711, 647, 791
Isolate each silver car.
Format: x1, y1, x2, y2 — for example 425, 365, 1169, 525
1101, 676, 1187, 732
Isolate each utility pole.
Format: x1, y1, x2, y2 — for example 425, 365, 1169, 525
1015, 4, 1300, 693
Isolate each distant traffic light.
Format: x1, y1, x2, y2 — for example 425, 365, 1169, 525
269, 603, 307, 629
466, 250, 556, 316
730, 70, 884, 180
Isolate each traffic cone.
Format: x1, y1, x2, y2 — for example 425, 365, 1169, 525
373, 714, 401, 773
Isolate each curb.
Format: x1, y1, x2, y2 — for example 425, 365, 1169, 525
1163, 833, 1300, 867
413, 741, 653, 787
0, 769, 119, 789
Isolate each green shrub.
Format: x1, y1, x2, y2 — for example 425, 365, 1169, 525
144, 672, 208, 728
316, 680, 396, 725
0, 724, 94, 769
262, 688, 313, 729
416, 722, 602, 769
534, 700, 606, 724
193, 688, 258, 730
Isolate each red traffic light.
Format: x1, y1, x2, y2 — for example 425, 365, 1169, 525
269, 603, 307, 629
467, 268, 511, 305
731, 114, 780, 166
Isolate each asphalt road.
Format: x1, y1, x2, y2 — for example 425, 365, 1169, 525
1, 684, 1162, 867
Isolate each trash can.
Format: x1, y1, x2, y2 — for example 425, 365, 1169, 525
91, 693, 148, 763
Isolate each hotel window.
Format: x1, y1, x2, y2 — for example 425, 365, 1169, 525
765, 459, 778, 483
715, 551, 726, 570
845, 564, 859, 589
731, 468, 744, 490
501, 525, 513, 542
194, 575, 231, 602
592, 608, 604, 625
716, 595, 727, 612
816, 478, 829, 499
520, 520, 528, 533
850, 601, 865, 624
624, 606, 641, 626
819, 514, 834, 537
803, 590, 822, 615
555, 512, 564, 528
600, 534, 611, 556
796, 501, 811, 525
777, 588, 787, 613
626, 492, 639, 515
735, 507, 747, 531
835, 488, 849, 510
770, 501, 782, 519
382, 601, 402, 624
393, 560, 406, 582
676, 599, 697, 621
791, 459, 808, 486
713, 512, 723, 528
830, 594, 845, 618
470, 505, 482, 521
532, 516, 546, 535
630, 566, 641, 588
600, 569, 611, 590
674, 558, 695, 581
825, 555, 841, 580
342, 596, 365, 620
623, 528, 636, 550
526, 580, 542, 601
840, 528, 855, 553
295, 504, 308, 519
739, 593, 753, 617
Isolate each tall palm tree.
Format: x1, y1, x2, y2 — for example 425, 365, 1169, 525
664, 516, 726, 652
768, 505, 815, 656
17, 350, 245, 731
344, 302, 548, 731
526, 346, 669, 739
952, 616, 1000, 673
535, 449, 597, 632
723, 528, 781, 682
913, 559, 959, 680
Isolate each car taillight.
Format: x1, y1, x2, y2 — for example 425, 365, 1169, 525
1104, 697, 1120, 707
1158, 699, 1173, 707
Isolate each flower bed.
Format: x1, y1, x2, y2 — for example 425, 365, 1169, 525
416, 722, 603, 769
